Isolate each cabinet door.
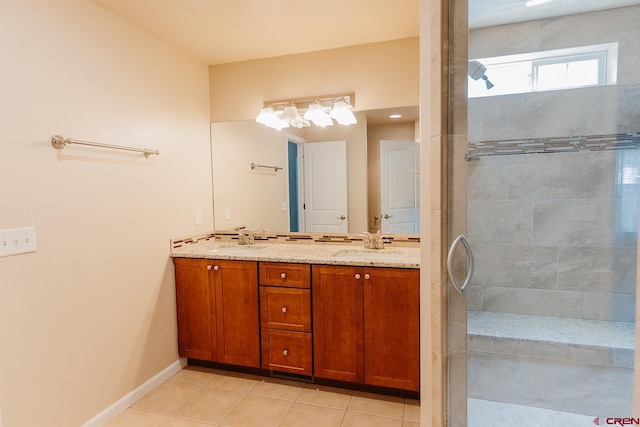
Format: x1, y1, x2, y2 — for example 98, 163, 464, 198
174, 258, 217, 361
312, 265, 364, 383
364, 268, 420, 391
213, 260, 261, 368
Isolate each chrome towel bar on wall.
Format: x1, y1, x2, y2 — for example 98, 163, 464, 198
51, 135, 159, 158
250, 162, 283, 172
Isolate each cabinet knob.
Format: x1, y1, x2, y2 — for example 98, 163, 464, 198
355, 273, 361, 279
213, 265, 220, 271
364, 273, 371, 280
282, 349, 288, 356
207, 265, 212, 270
280, 272, 286, 279
281, 306, 287, 313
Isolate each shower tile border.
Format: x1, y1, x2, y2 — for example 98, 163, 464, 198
466, 132, 640, 159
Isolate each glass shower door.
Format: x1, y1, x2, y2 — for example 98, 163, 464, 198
447, 0, 640, 425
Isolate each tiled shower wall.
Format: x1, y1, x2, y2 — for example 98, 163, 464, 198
466, 150, 637, 322
468, 6, 640, 143
465, 5, 640, 323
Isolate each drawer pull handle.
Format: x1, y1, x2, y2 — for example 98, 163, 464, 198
280, 272, 286, 279
282, 349, 288, 356
355, 273, 361, 279
281, 306, 287, 313
207, 265, 212, 270
364, 273, 371, 279
213, 265, 220, 271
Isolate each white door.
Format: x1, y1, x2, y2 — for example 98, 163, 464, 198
380, 140, 420, 233
303, 141, 348, 232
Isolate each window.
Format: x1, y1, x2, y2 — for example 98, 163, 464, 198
469, 43, 618, 98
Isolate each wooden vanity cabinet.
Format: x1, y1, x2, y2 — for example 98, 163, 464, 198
173, 258, 260, 368
174, 258, 217, 361
259, 262, 312, 376
364, 267, 420, 392
312, 265, 419, 391
312, 265, 365, 383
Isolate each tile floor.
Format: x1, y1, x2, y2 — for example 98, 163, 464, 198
105, 366, 420, 427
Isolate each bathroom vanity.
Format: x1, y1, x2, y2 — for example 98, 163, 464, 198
171, 232, 420, 393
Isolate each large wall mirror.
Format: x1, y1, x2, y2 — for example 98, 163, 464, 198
211, 105, 420, 235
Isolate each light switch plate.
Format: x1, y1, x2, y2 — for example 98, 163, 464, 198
195, 209, 202, 225
0, 226, 37, 257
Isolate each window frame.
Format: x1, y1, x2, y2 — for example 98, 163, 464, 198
469, 43, 618, 98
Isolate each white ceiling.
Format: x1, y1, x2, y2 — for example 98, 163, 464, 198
89, 0, 640, 65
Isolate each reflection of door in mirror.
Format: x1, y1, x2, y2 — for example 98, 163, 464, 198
380, 140, 420, 234
293, 140, 348, 233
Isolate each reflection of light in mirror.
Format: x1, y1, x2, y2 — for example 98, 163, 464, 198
525, 0, 552, 6
389, 114, 402, 119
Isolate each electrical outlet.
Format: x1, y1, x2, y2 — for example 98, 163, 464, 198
0, 226, 37, 258
224, 207, 231, 220
195, 209, 202, 225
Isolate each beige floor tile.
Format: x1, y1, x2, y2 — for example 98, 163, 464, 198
403, 399, 421, 423
132, 381, 202, 415
280, 402, 346, 427
250, 378, 304, 401
341, 412, 402, 427
169, 367, 217, 386
220, 394, 293, 427
105, 408, 167, 427
205, 372, 259, 393
297, 385, 353, 410
172, 388, 244, 424
160, 417, 218, 427
347, 392, 405, 419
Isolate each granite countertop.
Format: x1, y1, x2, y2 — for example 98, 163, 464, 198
171, 241, 420, 269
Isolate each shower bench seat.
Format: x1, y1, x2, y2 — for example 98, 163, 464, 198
467, 311, 635, 416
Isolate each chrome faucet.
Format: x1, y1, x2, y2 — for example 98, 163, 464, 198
234, 226, 255, 245
362, 230, 385, 249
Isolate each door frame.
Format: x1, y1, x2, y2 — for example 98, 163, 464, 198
286, 133, 307, 232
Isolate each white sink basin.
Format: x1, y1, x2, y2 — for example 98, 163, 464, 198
332, 248, 406, 260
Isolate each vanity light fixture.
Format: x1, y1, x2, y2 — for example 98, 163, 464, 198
256, 93, 356, 129
281, 105, 309, 128
389, 114, 403, 119
304, 102, 333, 127
256, 107, 289, 130
330, 99, 357, 125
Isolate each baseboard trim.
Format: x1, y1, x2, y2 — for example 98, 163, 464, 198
81, 357, 187, 427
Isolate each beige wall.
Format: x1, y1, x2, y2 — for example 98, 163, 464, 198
0, 1, 211, 425
208, 37, 420, 123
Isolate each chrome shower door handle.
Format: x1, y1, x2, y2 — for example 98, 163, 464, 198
446, 234, 475, 294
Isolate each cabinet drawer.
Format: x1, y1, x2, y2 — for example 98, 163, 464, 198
261, 329, 312, 376
260, 287, 311, 332
259, 262, 310, 288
